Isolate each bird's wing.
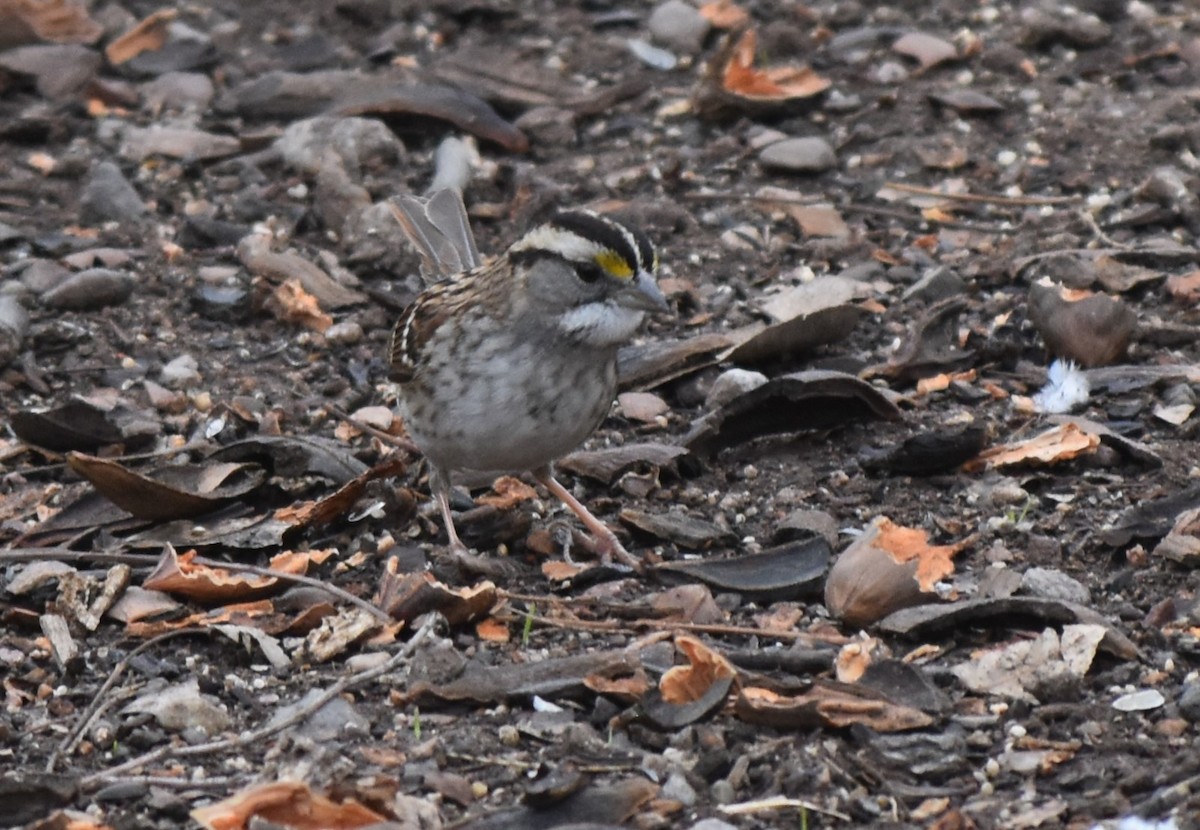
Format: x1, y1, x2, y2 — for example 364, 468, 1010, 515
388, 188, 480, 283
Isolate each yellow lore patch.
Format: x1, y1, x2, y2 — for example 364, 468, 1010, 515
595, 249, 633, 279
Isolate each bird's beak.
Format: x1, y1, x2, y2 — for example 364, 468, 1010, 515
618, 270, 670, 313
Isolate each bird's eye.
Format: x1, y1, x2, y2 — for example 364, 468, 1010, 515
576, 261, 605, 283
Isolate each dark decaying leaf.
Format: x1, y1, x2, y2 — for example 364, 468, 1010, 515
9, 489, 142, 548
872, 296, 974, 382
10, 399, 124, 452
857, 659, 952, 714
1098, 482, 1200, 546
1049, 415, 1161, 467
333, 76, 529, 152
558, 442, 691, 485
617, 332, 732, 389
1153, 507, 1200, 566
859, 424, 989, 476
640, 635, 737, 730
641, 674, 735, 730
655, 538, 830, 599
458, 779, 657, 830
376, 564, 496, 626
0, 771, 79, 827
66, 453, 267, 521
618, 508, 736, 550
877, 597, 1138, 659
208, 435, 369, 483
684, 370, 902, 453
724, 275, 870, 364
406, 651, 637, 705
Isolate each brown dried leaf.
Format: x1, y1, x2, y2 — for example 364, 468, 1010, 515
893, 31, 959, 72
143, 546, 316, 603
266, 279, 333, 333
66, 453, 266, 521
969, 422, 1100, 471
104, 8, 177, 65
1166, 269, 1200, 304
735, 681, 933, 731
476, 475, 538, 509
190, 780, 386, 830
660, 635, 738, 704
699, 0, 749, 29
721, 30, 830, 102
375, 561, 496, 626
0, 0, 101, 48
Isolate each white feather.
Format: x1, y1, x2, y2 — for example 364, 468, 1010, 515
1033, 359, 1090, 414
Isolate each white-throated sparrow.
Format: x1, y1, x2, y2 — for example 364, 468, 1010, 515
389, 194, 668, 567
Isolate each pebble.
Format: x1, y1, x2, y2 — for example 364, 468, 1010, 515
1112, 689, 1165, 712
903, 266, 966, 303
41, 268, 135, 310
277, 116, 404, 177
705, 368, 768, 410
19, 259, 71, 295
1019, 567, 1091, 604
325, 320, 363, 345
690, 819, 737, 830
660, 770, 697, 807
648, 0, 711, 54
1178, 684, 1200, 722
759, 137, 838, 173
141, 71, 215, 113
78, 161, 147, 225
160, 354, 201, 388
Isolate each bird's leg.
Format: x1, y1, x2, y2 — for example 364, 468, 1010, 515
430, 467, 515, 578
534, 465, 641, 568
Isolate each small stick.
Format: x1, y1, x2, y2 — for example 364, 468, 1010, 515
882, 181, 1079, 207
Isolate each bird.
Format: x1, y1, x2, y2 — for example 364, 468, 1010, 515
388, 191, 668, 569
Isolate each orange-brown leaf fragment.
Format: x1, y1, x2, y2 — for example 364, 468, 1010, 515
105, 8, 177, 65
0, 0, 102, 47
267, 279, 333, 333
722, 29, 830, 101
699, 0, 749, 29
660, 635, 737, 704
476, 475, 537, 509
1166, 270, 1200, 304
969, 422, 1100, 471
191, 780, 385, 830
825, 517, 970, 627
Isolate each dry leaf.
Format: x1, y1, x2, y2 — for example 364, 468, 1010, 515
0, 0, 101, 47
699, 0, 749, 29
825, 517, 970, 627
721, 29, 830, 101
105, 9, 177, 65
191, 780, 385, 830
659, 635, 738, 704
266, 279, 333, 333
968, 422, 1101, 471
1166, 270, 1200, 304
476, 475, 538, 509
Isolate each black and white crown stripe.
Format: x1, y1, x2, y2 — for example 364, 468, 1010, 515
510, 210, 657, 277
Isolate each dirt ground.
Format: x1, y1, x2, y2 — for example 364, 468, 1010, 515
4, 0, 1200, 828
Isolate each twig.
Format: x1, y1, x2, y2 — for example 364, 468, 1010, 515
718, 795, 851, 821
47, 629, 211, 773
882, 181, 1079, 207
78, 615, 439, 790
191, 556, 392, 623
499, 605, 847, 646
